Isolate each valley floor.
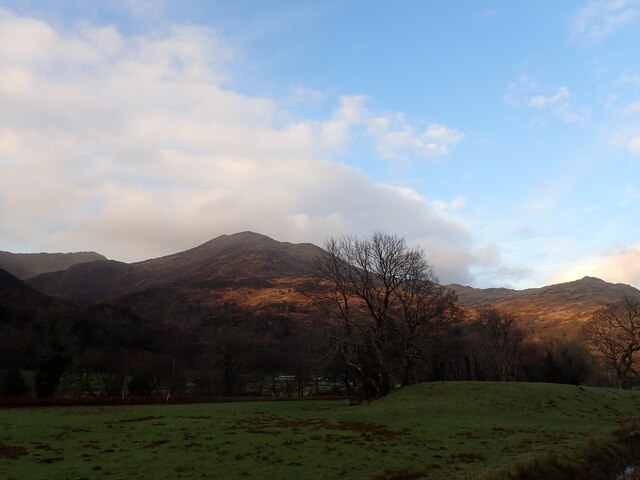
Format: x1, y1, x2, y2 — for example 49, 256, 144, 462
1, 382, 640, 480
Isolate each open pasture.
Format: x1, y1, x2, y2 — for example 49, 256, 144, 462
2, 382, 640, 480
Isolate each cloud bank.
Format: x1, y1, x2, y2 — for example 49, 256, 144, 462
553, 243, 640, 286
0, 9, 473, 284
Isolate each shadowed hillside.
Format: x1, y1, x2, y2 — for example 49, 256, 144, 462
27, 232, 323, 303
0, 267, 81, 369
0, 251, 106, 279
0, 266, 73, 312
0, 267, 164, 372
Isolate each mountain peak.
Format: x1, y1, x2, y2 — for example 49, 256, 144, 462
193, 231, 278, 252
229, 231, 271, 238
220, 231, 276, 242
578, 276, 606, 283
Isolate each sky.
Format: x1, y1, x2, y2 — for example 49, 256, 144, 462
1, 0, 640, 289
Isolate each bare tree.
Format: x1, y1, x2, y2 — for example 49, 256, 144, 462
314, 232, 460, 396
214, 329, 244, 395
583, 297, 640, 389
473, 308, 524, 382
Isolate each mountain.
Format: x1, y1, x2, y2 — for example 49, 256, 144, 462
0, 267, 90, 338
27, 232, 323, 303
0, 266, 165, 372
9, 233, 640, 393
21, 232, 640, 340
1, 233, 325, 394
0, 250, 106, 280
0, 267, 80, 369
448, 276, 640, 338
0, 266, 71, 311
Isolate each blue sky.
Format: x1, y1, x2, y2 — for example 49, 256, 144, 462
1, 1, 640, 289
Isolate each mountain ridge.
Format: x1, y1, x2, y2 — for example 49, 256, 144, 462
447, 275, 640, 306
448, 275, 640, 338
12, 231, 640, 340
0, 250, 106, 280
27, 231, 323, 302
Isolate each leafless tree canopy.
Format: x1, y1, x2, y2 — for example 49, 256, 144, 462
473, 308, 524, 382
314, 231, 460, 395
583, 297, 640, 389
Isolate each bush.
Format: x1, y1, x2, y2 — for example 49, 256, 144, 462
34, 355, 70, 397
127, 375, 153, 396
1, 370, 29, 397
491, 431, 629, 480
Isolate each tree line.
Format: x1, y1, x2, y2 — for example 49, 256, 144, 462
2, 232, 639, 399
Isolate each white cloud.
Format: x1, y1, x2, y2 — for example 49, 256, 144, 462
525, 167, 587, 219
514, 226, 538, 239
610, 128, 640, 155
285, 94, 465, 160
502, 75, 538, 106
0, 8, 473, 284
367, 117, 464, 160
629, 137, 640, 155
109, 0, 167, 17
612, 122, 640, 154
465, 241, 538, 289
570, 0, 639, 42
505, 79, 587, 125
314, 97, 465, 161
529, 86, 570, 108
555, 102, 588, 124
429, 196, 467, 212
618, 74, 640, 85
527, 87, 588, 124
475, 243, 501, 267
424, 123, 465, 146
622, 100, 640, 114
616, 185, 639, 205
290, 86, 327, 104
553, 243, 640, 287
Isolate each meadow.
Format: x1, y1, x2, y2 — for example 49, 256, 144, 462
1, 382, 640, 480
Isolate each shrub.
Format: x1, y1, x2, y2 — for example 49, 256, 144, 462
1, 370, 29, 397
34, 355, 70, 397
127, 375, 153, 396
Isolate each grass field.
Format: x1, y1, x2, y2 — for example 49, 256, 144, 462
1, 382, 640, 480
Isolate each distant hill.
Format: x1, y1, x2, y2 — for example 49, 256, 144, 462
0, 266, 165, 371
0, 250, 106, 279
0, 267, 79, 369
448, 276, 640, 338
0, 266, 71, 311
27, 232, 323, 303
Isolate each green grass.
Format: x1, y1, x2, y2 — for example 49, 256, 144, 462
1, 382, 640, 480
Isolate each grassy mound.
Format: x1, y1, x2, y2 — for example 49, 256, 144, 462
1, 382, 639, 479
